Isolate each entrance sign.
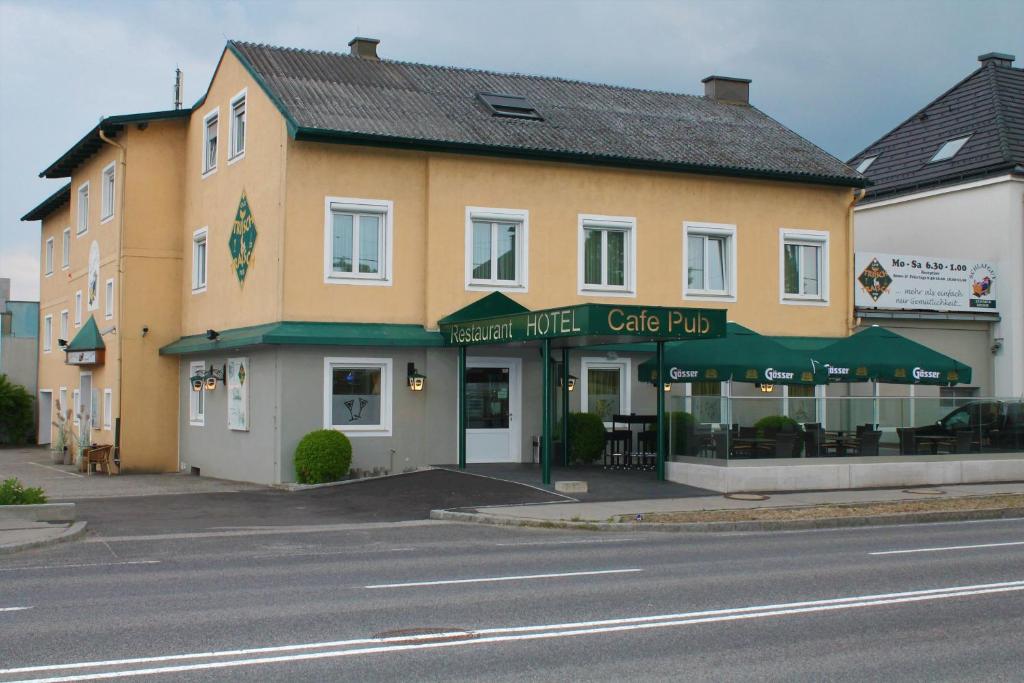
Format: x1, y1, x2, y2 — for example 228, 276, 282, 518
441, 303, 725, 347
855, 252, 999, 313
66, 349, 103, 366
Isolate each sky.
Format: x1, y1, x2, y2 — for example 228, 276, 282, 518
1, 0, 1021, 301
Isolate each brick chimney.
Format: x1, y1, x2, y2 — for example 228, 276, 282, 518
978, 52, 1015, 68
348, 36, 380, 61
702, 75, 751, 105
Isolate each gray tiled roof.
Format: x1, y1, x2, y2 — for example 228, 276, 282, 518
850, 60, 1024, 200
229, 41, 862, 187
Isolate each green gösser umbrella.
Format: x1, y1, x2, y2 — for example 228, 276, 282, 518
811, 326, 972, 385
638, 322, 827, 386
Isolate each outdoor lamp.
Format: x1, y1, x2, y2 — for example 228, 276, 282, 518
205, 375, 218, 391
190, 377, 203, 392
407, 362, 426, 391
758, 383, 775, 393
198, 363, 226, 391
559, 374, 578, 392
664, 382, 672, 392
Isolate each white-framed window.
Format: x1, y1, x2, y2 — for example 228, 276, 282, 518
577, 214, 636, 296
91, 389, 99, 430
62, 228, 71, 269
59, 309, 68, 342
43, 314, 52, 353
77, 181, 89, 234
323, 197, 393, 285
59, 387, 68, 419
104, 278, 114, 319
72, 389, 80, 426
103, 389, 113, 430
202, 108, 219, 176
192, 227, 208, 293
74, 291, 82, 326
780, 229, 829, 305
45, 237, 54, 275
323, 357, 393, 436
465, 207, 529, 291
189, 360, 206, 426
580, 357, 631, 426
683, 222, 737, 300
100, 162, 116, 222
228, 89, 246, 161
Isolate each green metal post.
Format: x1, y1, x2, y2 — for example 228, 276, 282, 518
458, 346, 466, 470
561, 349, 570, 466
656, 340, 666, 481
542, 338, 552, 485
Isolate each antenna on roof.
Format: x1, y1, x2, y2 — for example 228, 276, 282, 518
173, 68, 184, 110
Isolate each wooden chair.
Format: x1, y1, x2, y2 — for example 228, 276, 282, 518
856, 430, 881, 457
83, 445, 115, 475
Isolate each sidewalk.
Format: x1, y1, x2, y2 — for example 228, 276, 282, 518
0, 518, 87, 555
467, 481, 1024, 523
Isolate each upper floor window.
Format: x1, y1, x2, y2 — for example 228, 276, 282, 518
229, 91, 246, 160
100, 162, 116, 222
62, 228, 71, 269
202, 109, 219, 175
855, 156, 877, 173
578, 214, 635, 296
324, 197, 392, 286
77, 182, 89, 234
74, 290, 82, 326
930, 135, 970, 163
104, 278, 114, 319
59, 309, 68, 341
45, 237, 54, 275
780, 229, 829, 304
192, 228, 208, 293
465, 207, 528, 291
684, 222, 736, 300
43, 314, 52, 353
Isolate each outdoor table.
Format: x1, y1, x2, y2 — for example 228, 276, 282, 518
731, 436, 775, 457
914, 435, 957, 455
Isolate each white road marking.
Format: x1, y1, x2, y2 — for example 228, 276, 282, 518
86, 519, 443, 543
27, 461, 84, 478
5, 579, 1024, 681
365, 568, 642, 589
0, 560, 159, 573
871, 540, 1024, 556
495, 538, 644, 547
0, 606, 32, 612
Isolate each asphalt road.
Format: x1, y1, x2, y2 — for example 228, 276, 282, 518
1, 501, 1023, 680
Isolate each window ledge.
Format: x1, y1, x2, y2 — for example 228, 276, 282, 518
201, 167, 217, 179
45, 271, 53, 277
324, 275, 392, 287
192, 286, 207, 295
189, 420, 205, 427
329, 425, 393, 438
684, 291, 735, 302
76, 229, 88, 237
466, 282, 527, 293
100, 215, 114, 225
227, 152, 245, 166
578, 286, 636, 298
780, 297, 830, 307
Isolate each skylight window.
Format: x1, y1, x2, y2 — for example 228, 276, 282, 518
930, 135, 970, 162
855, 156, 877, 173
477, 92, 543, 121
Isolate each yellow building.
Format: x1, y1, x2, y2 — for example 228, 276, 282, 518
24, 37, 864, 483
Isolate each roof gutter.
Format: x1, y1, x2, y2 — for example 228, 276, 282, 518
291, 126, 869, 190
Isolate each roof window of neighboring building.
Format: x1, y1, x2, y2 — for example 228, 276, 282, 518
855, 156, 877, 173
929, 135, 970, 163
477, 92, 543, 120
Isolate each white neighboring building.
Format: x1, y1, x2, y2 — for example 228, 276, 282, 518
851, 52, 1024, 399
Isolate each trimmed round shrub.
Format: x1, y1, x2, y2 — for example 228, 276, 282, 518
0, 374, 34, 446
294, 429, 352, 484
567, 412, 606, 464
754, 415, 802, 435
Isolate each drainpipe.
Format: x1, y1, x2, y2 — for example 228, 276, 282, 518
99, 128, 126, 463
848, 188, 866, 332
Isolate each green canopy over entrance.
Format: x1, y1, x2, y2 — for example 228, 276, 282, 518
637, 322, 827, 386
809, 326, 972, 385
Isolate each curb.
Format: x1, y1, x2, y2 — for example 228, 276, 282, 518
0, 503, 76, 523
272, 467, 435, 492
0, 521, 88, 555
429, 506, 1024, 533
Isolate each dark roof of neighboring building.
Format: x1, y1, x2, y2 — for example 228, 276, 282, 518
227, 41, 864, 188
850, 53, 1024, 201
38, 109, 190, 179
20, 183, 71, 222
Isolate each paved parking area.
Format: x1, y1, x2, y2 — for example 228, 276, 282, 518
0, 446, 264, 500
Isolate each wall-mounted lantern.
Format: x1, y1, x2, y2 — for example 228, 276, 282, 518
190, 363, 226, 392
757, 383, 775, 393
407, 362, 426, 391
558, 374, 578, 392
663, 382, 672, 392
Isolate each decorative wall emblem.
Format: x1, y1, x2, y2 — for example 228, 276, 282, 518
858, 257, 892, 302
227, 357, 249, 431
87, 241, 100, 310
229, 191, 258, 284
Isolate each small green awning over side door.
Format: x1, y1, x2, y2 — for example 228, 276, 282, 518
810, 326, 972, 385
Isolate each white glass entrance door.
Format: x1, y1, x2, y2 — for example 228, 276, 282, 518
465, 358, 522, 463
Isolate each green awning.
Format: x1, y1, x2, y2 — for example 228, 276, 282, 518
637, 322, 827, 385
160, 321, 443, 355
439, 292, 529, 325
809, 326, 972, 385
66, 316, 105, 351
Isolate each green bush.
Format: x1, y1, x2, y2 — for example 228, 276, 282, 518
754, 415, 803, 435
566, 412, 606, 464
0, 478, 47, 505
294, 429, 352, 484
0, 374, 34, 445
669, 411, 697, 456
